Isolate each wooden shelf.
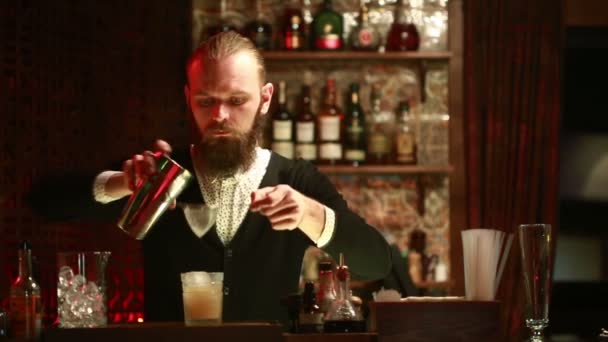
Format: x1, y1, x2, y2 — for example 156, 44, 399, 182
261, 51, 451, 61
317, 164, 453, 175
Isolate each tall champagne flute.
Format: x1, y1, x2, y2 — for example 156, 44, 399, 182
519, 224, 552, 341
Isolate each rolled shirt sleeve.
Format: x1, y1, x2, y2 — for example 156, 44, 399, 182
316, 206, 335, 248
92, 170, 124, 204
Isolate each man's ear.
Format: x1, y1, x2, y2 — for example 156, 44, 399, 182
260, 82, 274, 115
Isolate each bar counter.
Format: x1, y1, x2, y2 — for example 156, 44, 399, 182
42, 322, 377, 342
40, 300, 500, 342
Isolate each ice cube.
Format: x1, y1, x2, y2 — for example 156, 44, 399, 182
72, 274, 86, 290
58, 266, 74, 288
84, 281, 99, 296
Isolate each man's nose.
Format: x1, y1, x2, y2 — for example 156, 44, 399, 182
211, 103, 229, 121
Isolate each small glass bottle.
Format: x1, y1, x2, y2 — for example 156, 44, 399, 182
324, 254, 366, 333
242, 0, 273, 50
295, 85, 317, 162
9, 241, 42, 340
394, 101, 417, 164
271, 81, 295, 159
386, 0, 420, 51
316, 261, 336, 314
298, 282, 324, 333
349, 2, 380, 51
311, 0, 344, 50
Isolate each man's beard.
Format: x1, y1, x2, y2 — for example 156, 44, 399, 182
192, 105, 266, 177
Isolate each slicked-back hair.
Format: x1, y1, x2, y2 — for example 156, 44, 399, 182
186, 31, 266, 84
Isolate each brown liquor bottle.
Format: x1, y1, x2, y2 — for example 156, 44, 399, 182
394, 101, 417, 164
317, 79, 344, 164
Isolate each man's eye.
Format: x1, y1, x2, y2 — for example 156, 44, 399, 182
197, 98, 214, 107
230, 97, 246, 105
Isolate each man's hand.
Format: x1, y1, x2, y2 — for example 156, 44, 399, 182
104, 139, 173, 199
250, 185, 326, 242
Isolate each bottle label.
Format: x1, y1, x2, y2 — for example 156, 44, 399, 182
369, 134, 390, 154
9, 294, 41, 339
319, 143, 342, 160
272, 141, 294, 159
358, 29, 373, 46
345, 149, 366, 162
395, 132, 415, 163
273, 120, 293, 140
285, 33, 301, 50
319, 116, 340, 141
316, 34, 342, 50
295, 143, 317, 161
296, 122, 315, 143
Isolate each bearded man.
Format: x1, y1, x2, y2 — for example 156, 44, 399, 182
29, 31, 391, 328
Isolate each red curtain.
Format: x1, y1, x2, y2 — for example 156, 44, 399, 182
463, 0, 561, 339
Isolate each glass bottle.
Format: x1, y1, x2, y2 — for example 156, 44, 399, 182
243, 0, 273, 50
316, 261, 336, 314
298, 282, 324, 333
317, 79, 344, 164
386, 0, 420, 51
349, 2, 380, 51
295, 85, 317, 162
271, 81, 295, 159
324, 254, 366, 333
394, 101, 417, 164
311, 0, 344, 50
203, 0, 237, 42
343, 83, 367, 166
283, 2, 307, 51
366, 85, 393, 164
9, 241, 42, 340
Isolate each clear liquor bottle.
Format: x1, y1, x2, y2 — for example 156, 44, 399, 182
295, 85, 317, 162
311, 0, 344, 50
317, 79, 344, 164
323, 254, 366, 333
343, 83, 367, 166
271, 81, 295, 159
366, 85, 393, 164
9, 241, 42, 340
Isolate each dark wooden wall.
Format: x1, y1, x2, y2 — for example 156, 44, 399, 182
0, 0, 191, 323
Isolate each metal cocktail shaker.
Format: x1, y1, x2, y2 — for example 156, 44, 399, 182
117, 152, 192, 240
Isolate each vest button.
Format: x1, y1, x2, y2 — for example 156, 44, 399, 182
223, 286, 230, 296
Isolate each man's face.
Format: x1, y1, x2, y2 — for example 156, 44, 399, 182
185, 52, 273, 175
